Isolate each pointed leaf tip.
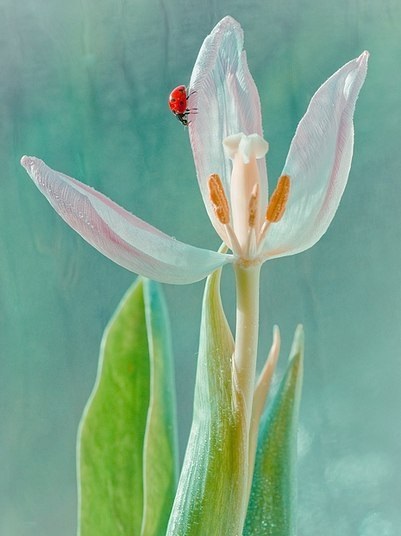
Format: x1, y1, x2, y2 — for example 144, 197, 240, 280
289, 324, 304, 360
245, 327, 304, 536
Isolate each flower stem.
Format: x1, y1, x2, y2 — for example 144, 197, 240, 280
233, 263, 261, 424
233, 263, 262, 517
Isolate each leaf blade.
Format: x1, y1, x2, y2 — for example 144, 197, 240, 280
77, 279, 149, 536
77, 278, 178, 536
244, 326, 304, 536
140, 279, 178, 535
167, 268, 247, 535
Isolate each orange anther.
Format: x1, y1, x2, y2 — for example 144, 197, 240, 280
265, 175, 290, 223
208, 174, 230, 224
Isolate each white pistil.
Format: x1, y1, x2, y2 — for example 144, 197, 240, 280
224, 133, 269, 254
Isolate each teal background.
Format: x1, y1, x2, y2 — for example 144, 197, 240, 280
1, 0, 400, 534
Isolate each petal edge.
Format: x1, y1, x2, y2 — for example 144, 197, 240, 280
188, 16, 267, 239
263, 52, 369, 259
21, 156, 232, 284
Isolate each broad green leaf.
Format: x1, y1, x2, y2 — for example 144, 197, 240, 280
167, 268, 247, 535
244, 326, 304, 536
77, 278, 178, 536
140, 279, 178, 535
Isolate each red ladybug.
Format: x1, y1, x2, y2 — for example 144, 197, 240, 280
168, 85, 191, 126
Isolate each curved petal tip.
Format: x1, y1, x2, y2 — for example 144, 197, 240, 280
356, 50, 369, 76
263, 51, 369, 260
21, 155, 34, 170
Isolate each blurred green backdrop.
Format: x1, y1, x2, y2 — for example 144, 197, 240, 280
1, 0, 400, 534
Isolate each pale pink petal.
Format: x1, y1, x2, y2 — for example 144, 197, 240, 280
21, 156, 232, 284
188, 16, 267, 239
262, 52, 368, 259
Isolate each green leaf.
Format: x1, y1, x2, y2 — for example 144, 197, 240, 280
244, 326, 304, 536
167, 268, 247, 535
140, 279, 178, 535
77, 278, 178, 536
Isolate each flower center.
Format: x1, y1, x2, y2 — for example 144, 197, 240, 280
207, 133, 291, 260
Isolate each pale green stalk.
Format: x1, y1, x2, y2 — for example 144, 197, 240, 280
233, 262, 262, 525
233, 263, 261, 419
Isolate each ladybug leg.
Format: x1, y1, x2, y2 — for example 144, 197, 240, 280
174, 112, 189, 126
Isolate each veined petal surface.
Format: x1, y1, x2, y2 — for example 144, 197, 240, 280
21, 156, 231, 284
263, 52, 368, 259
188, 16, 267, 237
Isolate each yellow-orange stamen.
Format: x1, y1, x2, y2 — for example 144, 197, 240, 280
208, 173, 230, 224
265, 175, 290, 223
248, 184, 259, 228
